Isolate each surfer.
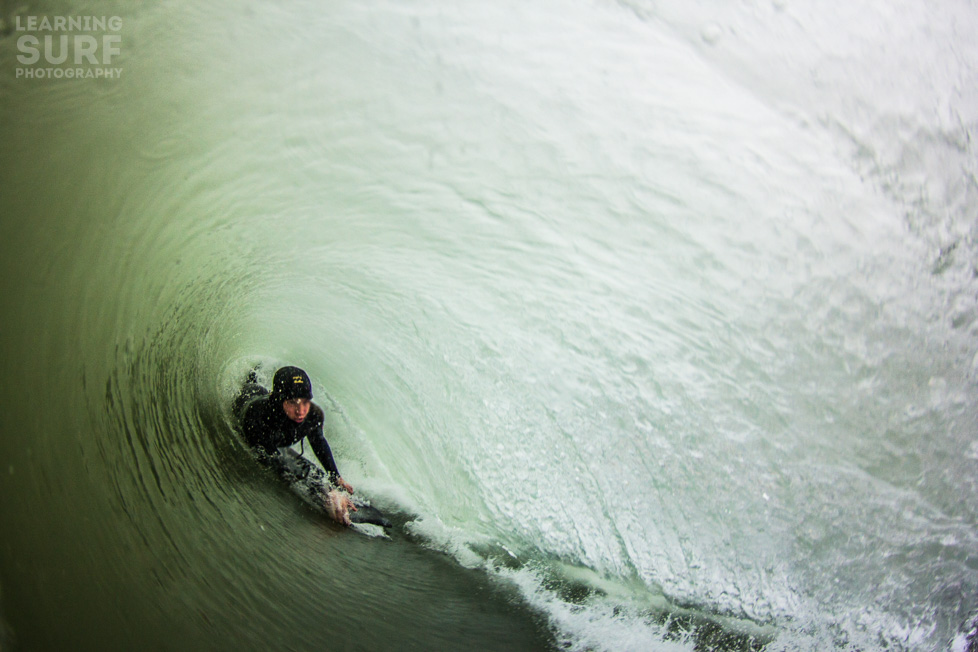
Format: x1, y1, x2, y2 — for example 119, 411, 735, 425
233, 365, 358, 525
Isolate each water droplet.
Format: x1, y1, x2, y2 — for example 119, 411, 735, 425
701, 23, 723, 45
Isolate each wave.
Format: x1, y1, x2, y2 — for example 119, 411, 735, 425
1, 0, 976, 649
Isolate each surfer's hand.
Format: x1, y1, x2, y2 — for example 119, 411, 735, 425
337, 478, 354, 494
325, 490, 357, 526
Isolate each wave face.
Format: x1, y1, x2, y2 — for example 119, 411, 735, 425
1, 0, 976, 650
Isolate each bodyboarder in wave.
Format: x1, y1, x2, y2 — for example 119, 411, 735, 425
233, 365, 358, 525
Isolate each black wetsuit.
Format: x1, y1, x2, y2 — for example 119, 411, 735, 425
234, 382, 342, 492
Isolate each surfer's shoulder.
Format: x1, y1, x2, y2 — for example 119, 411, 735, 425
308, 402, 325, 425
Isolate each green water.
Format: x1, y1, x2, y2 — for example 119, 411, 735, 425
1, 0, 977, 650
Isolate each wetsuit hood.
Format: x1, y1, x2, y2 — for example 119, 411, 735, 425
270, 366, 313, 403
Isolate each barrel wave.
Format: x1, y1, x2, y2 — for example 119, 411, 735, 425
1, 0, 977, 650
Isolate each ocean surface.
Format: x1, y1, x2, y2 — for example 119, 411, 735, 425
1, 0, 977, 650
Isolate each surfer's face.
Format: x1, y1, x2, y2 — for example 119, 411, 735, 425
282, 398, 311, 423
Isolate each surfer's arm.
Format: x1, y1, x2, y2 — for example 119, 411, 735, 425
307, 429, 353, 493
